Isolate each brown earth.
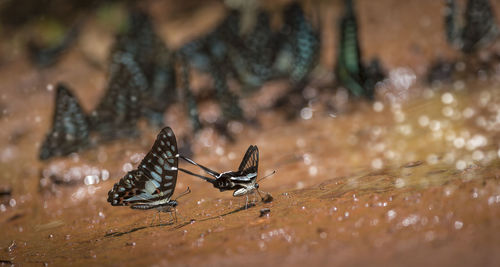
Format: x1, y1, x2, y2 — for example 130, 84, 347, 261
1, 0, 500, 266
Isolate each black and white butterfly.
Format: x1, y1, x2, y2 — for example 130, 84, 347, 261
39, 83, 90, 160
177, 145, 273, 208
107, 127, 190, 219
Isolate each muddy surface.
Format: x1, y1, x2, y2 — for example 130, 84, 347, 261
1, 1, 500, 266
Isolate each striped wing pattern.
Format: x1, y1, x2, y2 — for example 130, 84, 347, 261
107, 127, 179, 209
231, 145, 259, 182
39, 83, 90, 160
238, 145, 259, 174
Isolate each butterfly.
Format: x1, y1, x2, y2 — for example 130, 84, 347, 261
113, 10, 177, 127
107, 127, 190, 220
39, 83, 90, 160
90, 52, 146, 141
177, 145, 274, 208
281, 2, 320, 85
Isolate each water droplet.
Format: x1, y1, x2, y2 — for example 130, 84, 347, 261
308, 166, 318, 177
455, 160, 467, 170
101, 169, 109, 181
215, 146, 224, 156
418, 115, 430, 127
296, 182, 304, 189
387, 210, 397, 221
463, 107, 475, 118
441, 92, 454, 104
442, 106, 454, 117
402, 214, 419, 226
371, 158, 383, 169
303, 154, 312, 165
319, 232, 327, 239
84, 175, 98, 185
122, 163, 133, 172
300, 107, 313, 120
296, 138, 306, 148
472, 150, 484, 161
395, 178, 405, 188
429, 120, 441, 131
394, 111, 405, 123
453, 138, 465, 149
373, 101, 384, 112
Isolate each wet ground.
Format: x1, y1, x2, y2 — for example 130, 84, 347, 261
2, 0, 500, 266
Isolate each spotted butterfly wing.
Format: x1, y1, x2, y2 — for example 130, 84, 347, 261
235, 145, 259, 180
39, 83, 90, 160
90, 52, 146, 140
107, 127, 179, 210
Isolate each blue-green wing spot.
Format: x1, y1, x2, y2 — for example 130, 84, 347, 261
107, 127, 179, 208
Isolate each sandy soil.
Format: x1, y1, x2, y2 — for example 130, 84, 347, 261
1, 0, 500, 266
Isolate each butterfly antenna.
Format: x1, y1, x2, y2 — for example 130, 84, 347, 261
179, 155, 220, 177
257, 170, 276, 183
178, 168, 216, 184
175, 187, 192, 200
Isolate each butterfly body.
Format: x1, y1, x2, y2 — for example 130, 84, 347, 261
179, 145, 260, 198
107, 127, 184, 213
209, 170, 259, 196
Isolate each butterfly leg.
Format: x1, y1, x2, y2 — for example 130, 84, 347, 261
245, 195, 249, 209
150, 211, 158, 226
172, 210, 178, 223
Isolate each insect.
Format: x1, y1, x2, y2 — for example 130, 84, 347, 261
445, 0, 498, 53
107, 127, 190, 223
39, 83, 90, 160
90, 53, 145, 141
112, 10, 177, 127
335, 0, 385, 99
177, 145, 274, 209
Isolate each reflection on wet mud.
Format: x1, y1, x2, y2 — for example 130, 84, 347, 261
1, 0, 500, 266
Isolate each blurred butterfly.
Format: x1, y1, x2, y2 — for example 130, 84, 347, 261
113, 10, 177, 127
39, 83, 90, 160
107, 127, 190, 221
90, 53, 145, 141
178, 145, 274, 208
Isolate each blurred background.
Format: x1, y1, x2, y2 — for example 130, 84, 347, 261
1, 0, 500, 266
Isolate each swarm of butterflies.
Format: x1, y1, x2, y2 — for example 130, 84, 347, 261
107, 126, 272, 216
39, 0, 386, 161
